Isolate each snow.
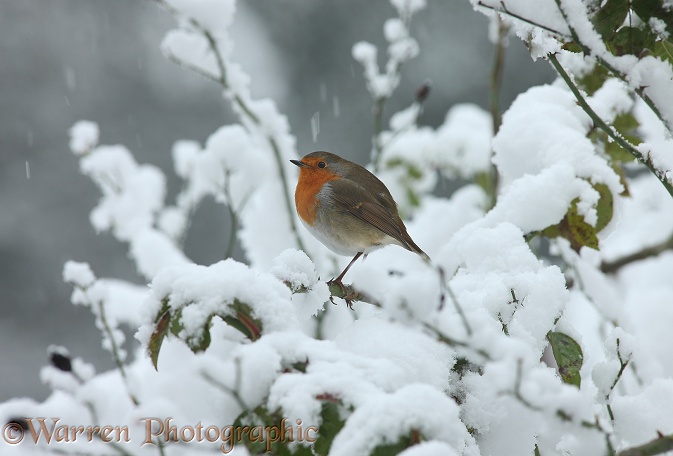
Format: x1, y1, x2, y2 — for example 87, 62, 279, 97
62, 261, 96, 288
11, 1, 673, 455
612, 379, 673, 449
164, 0, 236, 34
329, 384, 478, 456
425, 104, 493, 179
68, 120, 99, 155
269, 248, 329, 318
390, 0, 427, 17
79, 145, 167, 241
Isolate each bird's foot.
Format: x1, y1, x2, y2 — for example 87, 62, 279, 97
327, 278, 356, 310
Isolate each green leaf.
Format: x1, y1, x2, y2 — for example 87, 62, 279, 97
593, 182, 614, 232
313, 402, 346, 455
605, 140, 636, 162
591, 0, 629, 40
578, 64, 609, 95
547, 331, 584, 388
371, 430, 423, 456
542, 198, 599, 252
632, 0, 673, 30
608, 26, 657, 56
187, 315, 212, 353
613, 113, 640, 140
561, 41, 583, 53
654, 39, 673, 65
566, 199, 600, 250
148, 309, 170, 370
611, 162, 631, 196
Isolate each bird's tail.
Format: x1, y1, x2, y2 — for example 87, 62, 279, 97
399, 229, 431, 264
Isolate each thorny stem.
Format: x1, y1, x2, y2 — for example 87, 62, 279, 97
549, 53, 673, 198
155, 0, 306, 253
552, 0, 672, 137
476, 1, 568, 37
479, 1, 673, 138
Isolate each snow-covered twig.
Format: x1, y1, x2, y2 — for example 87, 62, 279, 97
617, 434, 673, 456
475, 1, 568, 37
353, 2, 424, 171
601, 233, 673, 273
552, 0, 672, 137
549, 53, 673, 198
155, 0, 306, 253
605, 338, 630, 422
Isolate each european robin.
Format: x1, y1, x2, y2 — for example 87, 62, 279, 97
290, 151, 429, 303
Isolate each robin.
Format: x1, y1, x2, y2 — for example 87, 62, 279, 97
290, 151, 429, 304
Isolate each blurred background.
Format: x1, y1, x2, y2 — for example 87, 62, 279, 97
0, 0, 553, 401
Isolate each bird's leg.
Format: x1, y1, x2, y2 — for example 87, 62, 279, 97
332, 252, 363, 286
328, 252, 363, 309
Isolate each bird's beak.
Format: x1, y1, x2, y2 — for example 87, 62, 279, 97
290, 159, 308, 168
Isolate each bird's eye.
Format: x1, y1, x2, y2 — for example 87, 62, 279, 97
317, 161, 326, 168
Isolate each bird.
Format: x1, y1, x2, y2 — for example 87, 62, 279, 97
290, 151, 429, 305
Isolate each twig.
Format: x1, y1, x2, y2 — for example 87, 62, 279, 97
96, 300, 139, 406
508, 358, 616, 454
155, 0, 306, 252
201, 357, 249, 412
552, 0, 672, 137
606, 338, 631, 422
601, 234, 673, 273
618, 434, 673, 456
437, 267, 473, 337
326, 280, 381, 308
548, 53, 673, 198
475, 1, 568, 37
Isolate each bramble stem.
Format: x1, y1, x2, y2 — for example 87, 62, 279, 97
549, 54, 673, 198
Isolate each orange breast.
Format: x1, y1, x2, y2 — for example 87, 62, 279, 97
295, 169, 338, 225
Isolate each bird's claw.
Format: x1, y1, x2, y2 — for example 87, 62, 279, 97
327, 279, 356, 310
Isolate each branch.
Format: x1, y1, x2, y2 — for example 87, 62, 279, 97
618, 434, 673, 456
422, 323, 491, 361
601, 234, 673, 273
202, 357, 249, 412
95, 299, 139, 406
326, 280, 381, 309
475, 1, 568, 37
552, 0, 672, 137
548, 53, 673, 198
437, 266, 472, 337
606, 338, 631, 422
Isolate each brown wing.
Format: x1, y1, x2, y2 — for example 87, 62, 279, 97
328, 178, 428, 258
